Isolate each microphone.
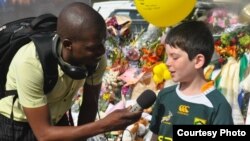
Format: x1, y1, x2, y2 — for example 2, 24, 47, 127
129, 89, 156, 112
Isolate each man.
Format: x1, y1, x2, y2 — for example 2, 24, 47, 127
0, 2, 141, 141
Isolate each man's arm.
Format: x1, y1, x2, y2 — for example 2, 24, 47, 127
23, 103, 142, 141
77, 82, 101, 125
77, 55, 107, 126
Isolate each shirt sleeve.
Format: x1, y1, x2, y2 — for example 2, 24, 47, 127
86, 55, 107, 85
149, 91, 163, 134
212, 101, 234, 125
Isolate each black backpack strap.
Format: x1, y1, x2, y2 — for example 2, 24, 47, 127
31, 13, 57, 30
30, 33, 58, 94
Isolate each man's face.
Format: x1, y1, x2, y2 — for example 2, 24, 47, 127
68, 29, 106, 66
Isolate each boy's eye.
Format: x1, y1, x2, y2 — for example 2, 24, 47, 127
172, 55, 179, 60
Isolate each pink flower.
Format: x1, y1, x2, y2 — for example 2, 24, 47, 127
217, 18, 226, 28
207, 17, 214, 24
229, 16, 239, 25
121, 85, 130, 95
126, 48, 140, 61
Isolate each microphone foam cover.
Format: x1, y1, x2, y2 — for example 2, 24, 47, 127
136, 89, 156, 109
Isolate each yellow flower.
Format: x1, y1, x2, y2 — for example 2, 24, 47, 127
152, 62, 171, 84
102, 92, 111, 101
153, 75, 163, 84
163, 70, 171, 80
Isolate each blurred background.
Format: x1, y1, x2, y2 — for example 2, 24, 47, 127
0, 0, 91, 25
1, 0, 249, 25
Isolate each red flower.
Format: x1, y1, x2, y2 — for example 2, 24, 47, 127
230, 38, 237, 45
215, 40, 221, 46
218, 57, 225, 64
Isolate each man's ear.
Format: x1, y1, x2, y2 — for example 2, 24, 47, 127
194, 54, 205, 69
62, 39, 72, 50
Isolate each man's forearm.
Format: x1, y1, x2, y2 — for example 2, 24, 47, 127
77, 99, 98, 125
77, 83, 101, 125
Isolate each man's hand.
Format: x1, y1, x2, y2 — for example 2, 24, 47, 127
101, 107, 142, 131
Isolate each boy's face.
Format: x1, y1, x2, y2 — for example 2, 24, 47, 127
165, 44, 197, 83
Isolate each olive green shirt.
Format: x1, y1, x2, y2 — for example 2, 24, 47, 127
150, 85, 233, 140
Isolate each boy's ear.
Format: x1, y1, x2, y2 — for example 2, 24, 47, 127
194, 54, 205, 69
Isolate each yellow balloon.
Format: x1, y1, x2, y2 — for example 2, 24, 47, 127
135, 0, 196, 27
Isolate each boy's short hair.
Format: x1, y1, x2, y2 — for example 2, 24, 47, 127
165, 21, 214, 68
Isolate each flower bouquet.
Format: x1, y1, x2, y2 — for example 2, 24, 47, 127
214, 25, 250, 60
206, 8, 239, 35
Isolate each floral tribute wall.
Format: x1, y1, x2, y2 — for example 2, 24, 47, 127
204, 7, 250, 125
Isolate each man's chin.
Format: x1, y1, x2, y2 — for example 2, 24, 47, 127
83, 61, 98, 67
92, 58, 101, 64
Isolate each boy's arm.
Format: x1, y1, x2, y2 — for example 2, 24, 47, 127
151, 133, 158, 141
212, 102, 234, 124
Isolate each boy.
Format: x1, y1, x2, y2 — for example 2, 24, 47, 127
149, 21, 233, 141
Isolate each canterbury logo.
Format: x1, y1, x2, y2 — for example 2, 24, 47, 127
178, 105, 190, 114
